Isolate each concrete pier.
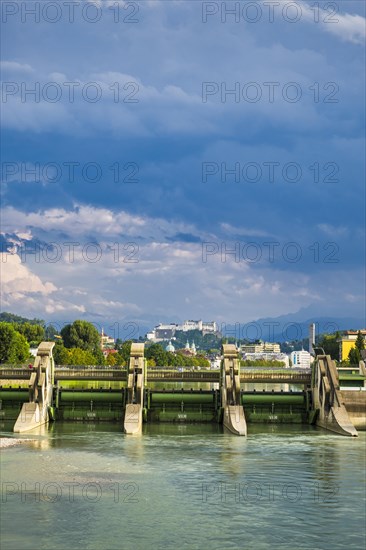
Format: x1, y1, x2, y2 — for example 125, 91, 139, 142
221, 344, 247, 436
223, 405, 247, 436
312, 354, 358, 437
13, 342, 55, 433
123, 343, 145, 435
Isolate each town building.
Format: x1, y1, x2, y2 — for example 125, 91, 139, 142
176, 341, 197, 357
100, 329, 115, 350
290, 349, 312, 369
241, 341, 281, 354
209, 355, 221, 369
165, 341, 175, 353
338, 330, 366, 361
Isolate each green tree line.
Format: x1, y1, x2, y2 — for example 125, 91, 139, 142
240, 359, 286, 367
2, 312, 364, 368
144, 343, 210, 368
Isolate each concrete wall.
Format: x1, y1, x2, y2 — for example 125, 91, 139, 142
341, 391, 366, 429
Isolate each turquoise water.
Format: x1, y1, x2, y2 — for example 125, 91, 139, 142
1, 423, 365, 550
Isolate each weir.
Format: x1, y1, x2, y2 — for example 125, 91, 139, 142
13, 342, 55, 433
1, 342, 365, 436
311, 353, 360, 436
221, 344, 247, 435
123, 343, 145, 435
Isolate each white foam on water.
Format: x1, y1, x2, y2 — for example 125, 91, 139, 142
0, 437, 35, 448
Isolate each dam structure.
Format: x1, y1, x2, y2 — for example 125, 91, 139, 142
0, 342, 365, 436
12, 342, 55, 433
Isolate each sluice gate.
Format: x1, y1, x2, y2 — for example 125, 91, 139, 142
242, 391, 308, 424
148, 390, 218, 423
0, 342, 365, 436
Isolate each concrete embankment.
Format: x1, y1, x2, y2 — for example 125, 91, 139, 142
341, 391, 366, 429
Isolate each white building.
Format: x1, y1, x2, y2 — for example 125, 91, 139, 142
202, 321, 217, 333
100, 329, 115, 349
146, 320, 217, 341
180, 320, 217, 333
290, 350, 312, 369
242, 341, 281, 354
210, 356, 221, 369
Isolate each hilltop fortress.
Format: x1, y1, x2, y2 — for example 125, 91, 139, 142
146, 320, 218, 342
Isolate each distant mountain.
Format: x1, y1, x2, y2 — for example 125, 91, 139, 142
222, 311, 365, 343
117, 311, 365, 343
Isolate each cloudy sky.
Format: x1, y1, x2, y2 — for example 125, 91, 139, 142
1, 0, 365, 335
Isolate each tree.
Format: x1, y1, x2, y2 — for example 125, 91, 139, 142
317, 332, 340, 360
145, 343, 168, 366
10, 332, 30, 363
116, 340, 132, 365
54, 343, 100, 366
0, 323, 15, 362
240, 359, 286, 367
105, 353, 117, 366
113, 353, 126, 366
355, 331, 365, 352
67, 348, 98, 366
0, 322, 29, 364
61, 320, 103, 362
10, 331, 29, 363
53, 343, 70, 365
195, 355, 210, 368
15, 322, 45, 346
44, 324, 60, 340
0, 312, 44, 325
348, 347, 361, 365
347, 332, 365, 365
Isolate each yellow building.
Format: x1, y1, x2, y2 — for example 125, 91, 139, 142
338, 330, 366, 361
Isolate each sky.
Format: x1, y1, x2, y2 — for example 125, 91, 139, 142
1, 0, 365, 337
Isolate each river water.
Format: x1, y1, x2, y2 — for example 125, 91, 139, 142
1, 423, 365, 550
